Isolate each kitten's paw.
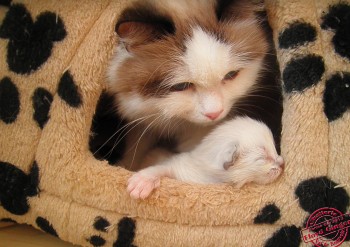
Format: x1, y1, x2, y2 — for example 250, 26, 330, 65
127, 172, 160, 199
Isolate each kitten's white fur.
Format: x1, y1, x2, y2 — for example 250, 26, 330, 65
127, 117, 284, 199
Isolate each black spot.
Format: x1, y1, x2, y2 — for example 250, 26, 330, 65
323, 72, 350, 121
264, 225, 301, 247
279, 22, 317, 49
282, 55, 325, 93
254, 203, 281, 224
94, 216, 110, 232
322, 4, 350, 60
89, 92, 126, 164
0, 161, 39, 215
32, 88, 53, 128
57, 71, 82, 108
88, 235, 106, 247
1, 218, 17, 223
0, 0, 11, 7
0, 77, 20, 124
36, 217, 58, 237
113, 217, 136, 247
295, 176, 350, 214
0, 4, 66, 74
25, 161, 40, 197
322, 4, 350, 30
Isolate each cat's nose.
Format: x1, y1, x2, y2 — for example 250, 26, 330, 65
205, 109, 223, 120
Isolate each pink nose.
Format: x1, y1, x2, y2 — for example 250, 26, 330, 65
205, 109, 223, 120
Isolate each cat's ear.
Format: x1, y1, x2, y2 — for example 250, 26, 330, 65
215, 0, 263, 22
115, 3, 175, 49
223, 144, 239, 170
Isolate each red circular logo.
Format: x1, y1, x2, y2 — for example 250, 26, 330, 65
302, 207, 349, 247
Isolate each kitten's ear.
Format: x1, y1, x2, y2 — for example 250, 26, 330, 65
223, 144, 239, 170
215, 0, 263, 22
115, 3, 175, 49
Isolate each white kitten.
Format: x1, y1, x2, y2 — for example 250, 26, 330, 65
127, 117, 284, 199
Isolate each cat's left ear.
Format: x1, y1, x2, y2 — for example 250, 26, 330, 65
115, 2, 175, 50
223, 144, 239, 170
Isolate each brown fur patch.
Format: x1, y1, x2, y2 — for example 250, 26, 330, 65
112, 38, 184, 97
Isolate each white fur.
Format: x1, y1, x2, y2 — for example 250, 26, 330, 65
127, 117, 284, 199
183, 27, 235, 87
107, 45, 131, 84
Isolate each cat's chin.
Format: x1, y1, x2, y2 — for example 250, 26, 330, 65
188, 118, 225, 127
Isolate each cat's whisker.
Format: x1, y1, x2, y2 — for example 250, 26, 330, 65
129, 115, 163, 169
249, 83, 282, 90
158, 116, 174, 140
167, 117, 183, 141
157, 114, 182, 142
241, 94, 282, 105
92, 116, 145, 156
249, 86, 279, 92
238, 51, 276, 56
231, 104, 279, 119
229, 106, 264, 118
116, 115, 157, 144
233, 103, 269, 113
227, 111, 252, 120
103, 114, 159, 159
168, 118, 179, 138
115, 114, 159, 145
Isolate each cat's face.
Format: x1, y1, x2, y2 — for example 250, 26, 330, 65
108, 0, 268, 127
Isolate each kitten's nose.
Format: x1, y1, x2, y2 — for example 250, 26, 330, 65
205, 109, 223, 120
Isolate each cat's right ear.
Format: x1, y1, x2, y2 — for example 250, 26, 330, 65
115, 3, 175, 50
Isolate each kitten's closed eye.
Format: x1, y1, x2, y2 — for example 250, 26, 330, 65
170, 82, 194, 92
223, 70, 240, 81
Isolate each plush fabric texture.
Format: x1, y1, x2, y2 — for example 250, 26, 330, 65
0, 0, 349, 246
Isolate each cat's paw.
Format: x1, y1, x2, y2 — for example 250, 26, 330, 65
127, 172, 160, 199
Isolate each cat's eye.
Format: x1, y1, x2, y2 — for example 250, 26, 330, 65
170, 82, 194, 92
223, 70, 239, 81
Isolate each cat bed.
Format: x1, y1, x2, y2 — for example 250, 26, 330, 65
1, 0, 350, 246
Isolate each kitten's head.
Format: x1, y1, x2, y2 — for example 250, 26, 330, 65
108, 0, 268, 127
219, 117, 284, 187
